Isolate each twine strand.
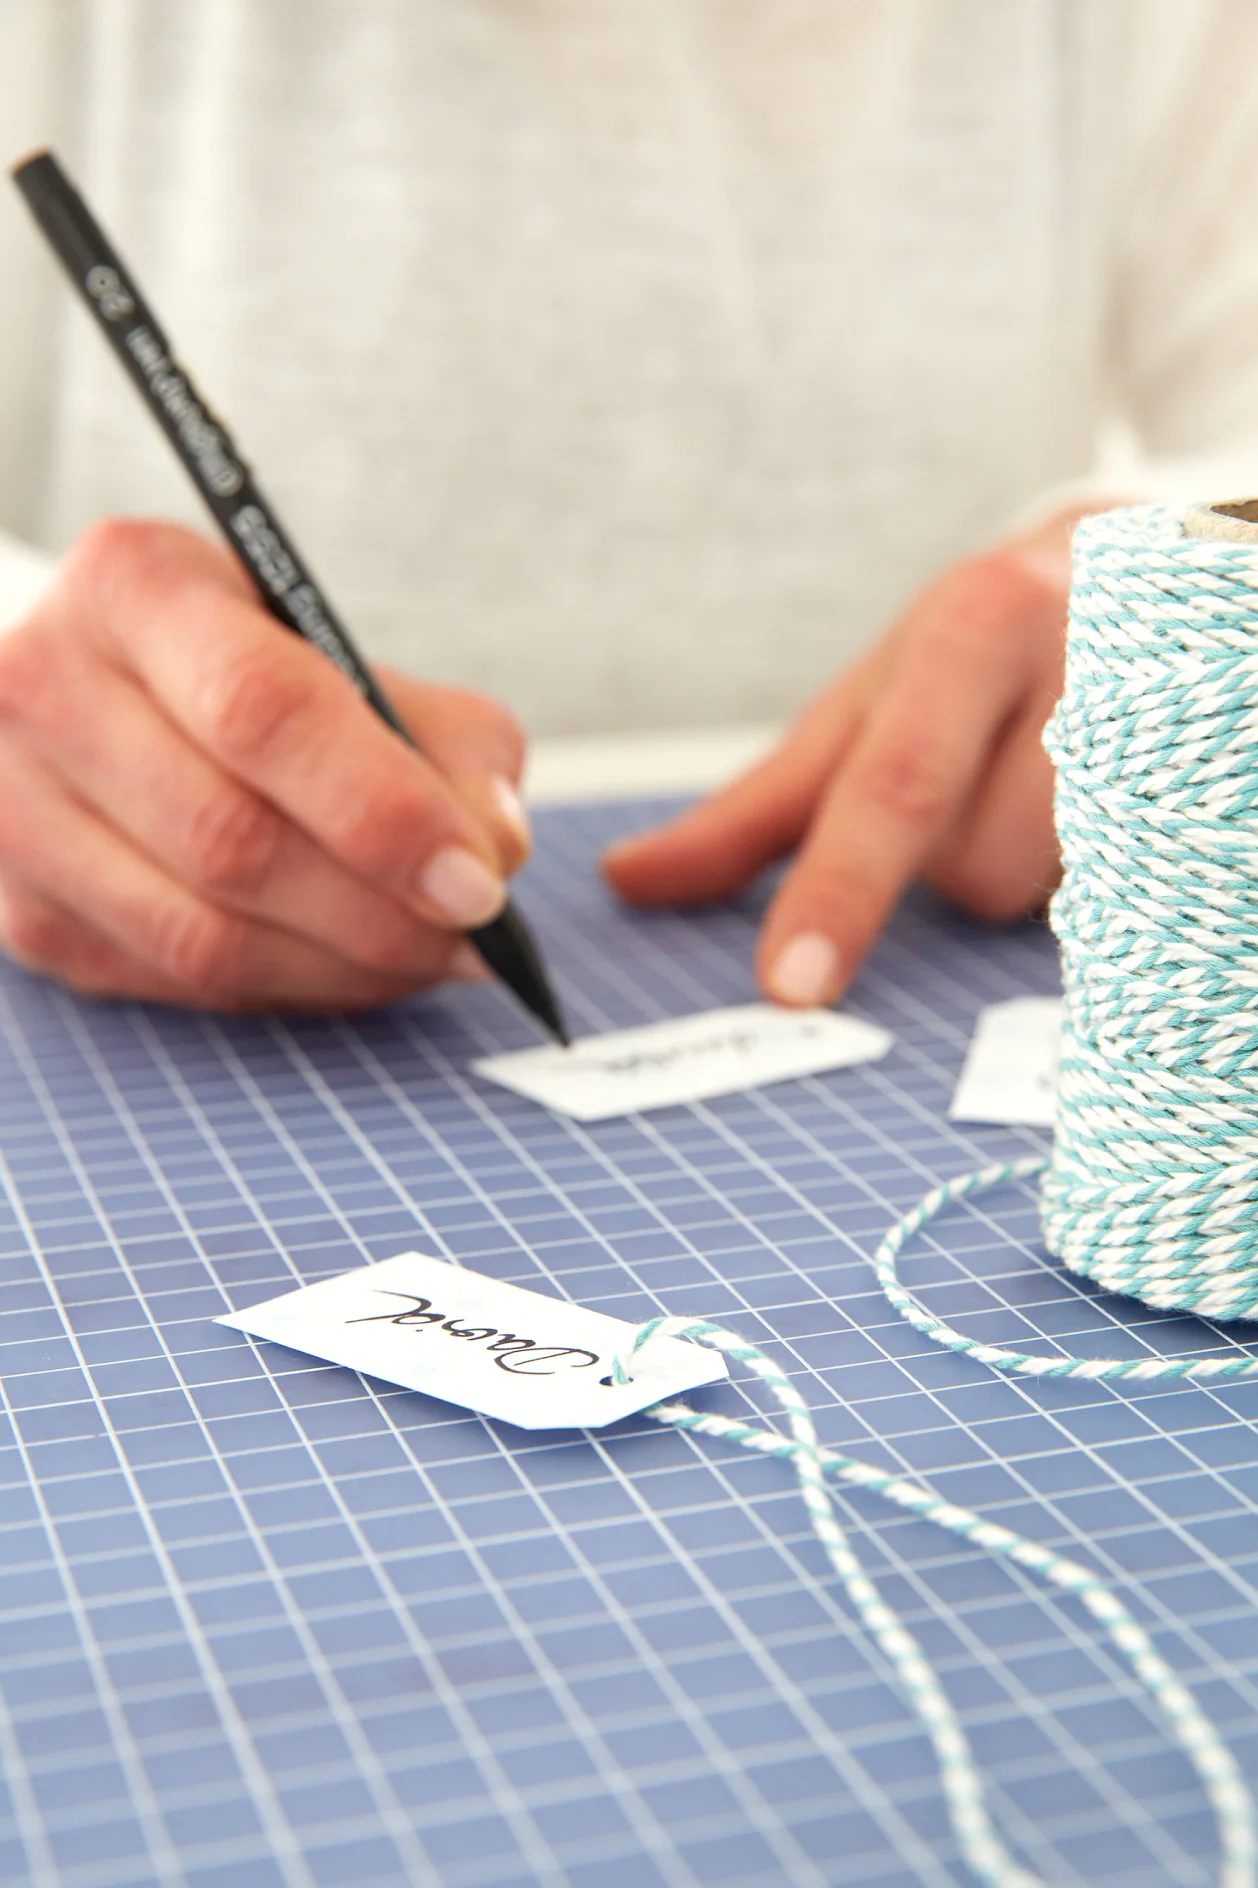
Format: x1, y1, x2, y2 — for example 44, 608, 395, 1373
872, 1154, 1258, 1383
613, 1317, 1255, 1888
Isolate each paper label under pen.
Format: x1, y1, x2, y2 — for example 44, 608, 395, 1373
473, 1002, 892, 1121
216, 1252, 727, 1430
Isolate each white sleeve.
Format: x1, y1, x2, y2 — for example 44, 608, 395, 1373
0, 5, 71, 621
0, 530, 54, 633
1114, 0, 1258, 462
1019, 0, 1258, 532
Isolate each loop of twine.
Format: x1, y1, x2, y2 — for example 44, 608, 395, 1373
613, 1315, 1255, 1888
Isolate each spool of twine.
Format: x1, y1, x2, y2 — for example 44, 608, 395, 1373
1041, 503, 1258, 1321
874, 502, 1258, 1382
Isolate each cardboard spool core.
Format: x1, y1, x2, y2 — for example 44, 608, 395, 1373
1183, 499, 1258, 543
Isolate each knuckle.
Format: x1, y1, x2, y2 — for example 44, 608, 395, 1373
198, 646, 313, 769
63, 517, 253, 639
849, 740, 953, 828
149, 902, 249, 994
181, 788, 283, 899
63, 517, 166, 613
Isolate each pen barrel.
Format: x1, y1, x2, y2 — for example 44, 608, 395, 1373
11, 150, 409, 742
214, 482, 408, 735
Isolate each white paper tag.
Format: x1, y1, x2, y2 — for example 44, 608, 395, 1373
949, 996, 1062, 1126
216, 1252, 727, 1430
472, 1002, 892, 1121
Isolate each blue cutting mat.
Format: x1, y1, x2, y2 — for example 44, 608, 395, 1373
1, 798, 1256, 1888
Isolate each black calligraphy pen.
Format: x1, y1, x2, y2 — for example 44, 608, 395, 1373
11, 148, 569, 1045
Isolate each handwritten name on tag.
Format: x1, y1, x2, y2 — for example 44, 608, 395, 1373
472, 1003, 892, 1121
949, 996, 1062, 1127
216, 1253, 727, 1430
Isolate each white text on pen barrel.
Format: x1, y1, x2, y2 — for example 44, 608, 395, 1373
123, 324, 244, 497
347, 1292, 600, 1376
228, 505, 362, 687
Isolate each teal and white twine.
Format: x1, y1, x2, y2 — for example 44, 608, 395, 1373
872, 510, 1258, 1377
873, 1152, 1258, 1383
616, 1315, 1255, 1888
1044, 505, 1258, 1321
613, 507, 1258, 1885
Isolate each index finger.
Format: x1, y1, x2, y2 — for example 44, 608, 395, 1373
79, 521, 509, 932
758, 576, 1037, 1006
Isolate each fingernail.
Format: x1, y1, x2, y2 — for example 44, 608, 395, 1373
448, 941, 492, 982
418, 846, 506, 928
491, 774, 531, 847
767, 931, 840, 1006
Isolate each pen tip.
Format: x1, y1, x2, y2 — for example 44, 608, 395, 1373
466, 908, 570, 1047
539, 997, 571, 1048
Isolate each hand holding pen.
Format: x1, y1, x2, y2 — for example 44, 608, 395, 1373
4, 150, 567, 1036
0, 515, 534, 1010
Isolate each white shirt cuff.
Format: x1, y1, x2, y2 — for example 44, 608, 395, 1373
1010, 446, 1258, 538
0, 529, 55, 632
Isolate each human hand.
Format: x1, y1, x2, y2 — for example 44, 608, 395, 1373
603, 514, 1084, 1007
0, 519, 530, 1009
